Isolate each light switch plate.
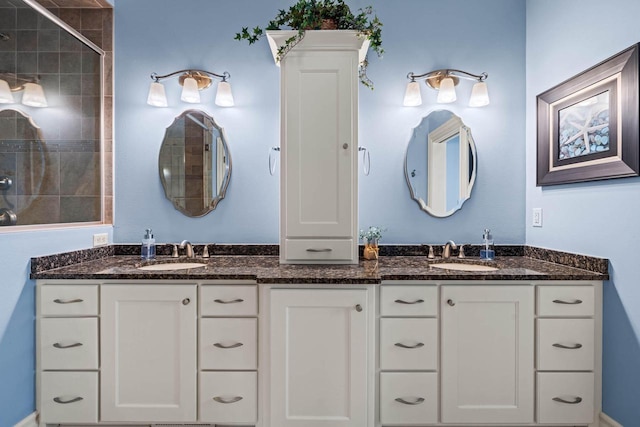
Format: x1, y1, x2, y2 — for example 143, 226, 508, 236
93, 233, 109, 247
532, 208, 543, 227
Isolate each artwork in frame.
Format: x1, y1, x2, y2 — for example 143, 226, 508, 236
537, 43, 640, 186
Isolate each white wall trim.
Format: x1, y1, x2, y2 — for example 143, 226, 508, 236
13, 412, 37, 427
601, 412, 624, 427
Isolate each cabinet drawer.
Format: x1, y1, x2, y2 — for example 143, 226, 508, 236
199, 371, 257, 423
380, 286, 437, 317
380, 372, 438, 425
40, 285, 98, 316
200, 318, 257, 370
40, 371, 98, 424
537, 372, 594, 424
284, 238, 355, 262
40, 318, 98, 370
537, 319, 594, 371
380, 318, 437, 370
200, 285, 257, 316
537, 286, 594, 317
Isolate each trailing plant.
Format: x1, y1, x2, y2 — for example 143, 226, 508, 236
234, 0, 383, 89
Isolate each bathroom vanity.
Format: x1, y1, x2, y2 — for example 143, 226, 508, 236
32, 247, 607, 427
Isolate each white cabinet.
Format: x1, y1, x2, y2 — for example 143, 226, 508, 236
268, 31, 368, 264
100, 285, 197, 422
269, 288, 371, 426
440, 285, 534, 424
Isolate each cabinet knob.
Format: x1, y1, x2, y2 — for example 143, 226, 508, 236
343, 143, 349, 149
447, 299, 455, 306
182, 298, 191, 305
355, 304, 363, 312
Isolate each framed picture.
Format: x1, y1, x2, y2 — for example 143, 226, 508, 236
537, 43, 639, 186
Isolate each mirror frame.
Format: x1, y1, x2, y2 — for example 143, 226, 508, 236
404, 110, 477, 217
158, 109, 232, 217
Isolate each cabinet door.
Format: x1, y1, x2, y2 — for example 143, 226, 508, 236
441, 286, 534, 423
101, 285, 197, 422
281, 51, 357, 260
270, 288, 369, 427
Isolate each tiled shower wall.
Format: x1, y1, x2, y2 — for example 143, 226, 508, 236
0, 0, 112, 226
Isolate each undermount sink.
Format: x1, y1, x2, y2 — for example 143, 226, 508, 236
137, 262, 206, 271
430, 262, 499, 272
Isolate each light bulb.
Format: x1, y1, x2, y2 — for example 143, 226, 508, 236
437, 77, 456, 104
215, 81, 234, 107
21, 82, 48, 107
403, 81, 422, 107
181, 77, 200, 103
147, 81, 168, 107
0, 79, 14, 103
469, 81, 490, 107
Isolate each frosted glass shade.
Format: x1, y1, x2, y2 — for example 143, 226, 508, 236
215, 81, 234, 107
403, 81, 422, 107
21, 82, 47, 107
147, 81, 168, 107
0, 79, 14, 103
469, 81, 490, 107
437, 77, 456, 103
180, 77, 200, 103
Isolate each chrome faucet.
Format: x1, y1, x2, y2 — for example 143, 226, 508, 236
179, 240, 194, 258
442, 240, 457, 259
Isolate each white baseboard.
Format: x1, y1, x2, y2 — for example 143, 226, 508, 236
601, 412, 624, 427
13, 412, 37, 427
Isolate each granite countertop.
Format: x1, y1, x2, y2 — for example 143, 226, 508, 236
30, 245, 609, 284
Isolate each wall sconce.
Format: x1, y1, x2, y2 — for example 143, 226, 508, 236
403, 69, 489, 107
147, 69, 234, 107
0, 73, 48, 107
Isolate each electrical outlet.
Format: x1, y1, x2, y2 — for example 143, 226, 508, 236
532, 208, 543, 227
93, 233, 109, 247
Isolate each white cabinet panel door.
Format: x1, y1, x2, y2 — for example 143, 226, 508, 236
100, 285, 197, 422
441, 285, 534, 424
270, 288, 369, 427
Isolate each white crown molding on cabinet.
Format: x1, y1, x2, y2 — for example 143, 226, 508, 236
601, 412, 624, 427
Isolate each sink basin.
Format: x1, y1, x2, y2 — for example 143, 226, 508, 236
430, 263, 499, 272
137, 262, 206, 271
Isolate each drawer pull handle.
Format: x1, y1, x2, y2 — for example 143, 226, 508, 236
394, 299, 424, 305
53, 342, 83, 349
553, 343, 583, 350
552, 396, 583, 405
553, 299, 583, 305
214, 342, 243, 349
53, 298, 83, 304
395, 342, 425, 349
306, 248, 333, 252
214, 298, 244, 304
213, 396, 243, 404
53, 396, 83, 404
395, 397, 425, 405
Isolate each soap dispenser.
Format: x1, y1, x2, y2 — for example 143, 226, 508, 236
141, 228, 156, 260
480, 228, 495, 260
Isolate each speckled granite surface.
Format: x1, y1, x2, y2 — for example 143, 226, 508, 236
30, 245, 609, 283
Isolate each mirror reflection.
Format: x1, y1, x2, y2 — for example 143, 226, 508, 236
159, 110, 231, 217
405, 110, 476, 217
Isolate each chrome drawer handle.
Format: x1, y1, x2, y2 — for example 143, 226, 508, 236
213, 396, 243, 404
214, 342, 243, 349
53, 342, 83, 349
53, 298, 83, 304
395, 342, 425, 349
395, 397, 425, 405
306, 248, 333, 252
394, 299, 424, 305
553, 396, 583, 405
553, 343, 583, 350
553, 299, 583, 305
214, 298, 244, 304
53, 396, 83, 404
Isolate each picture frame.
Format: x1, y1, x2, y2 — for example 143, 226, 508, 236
536, 43, 639, 186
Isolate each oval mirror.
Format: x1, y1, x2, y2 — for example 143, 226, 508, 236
404, 110, 476, 217
159, 110, 231, 217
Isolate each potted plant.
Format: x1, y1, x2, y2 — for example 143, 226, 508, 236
359, 226, 384, 260
234, 0, 383, 88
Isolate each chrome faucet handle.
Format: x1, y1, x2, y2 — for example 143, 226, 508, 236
458, 244, 466, 258
427, 245, 435, 259
171, 245, 179, 258
202, 245, 210, 258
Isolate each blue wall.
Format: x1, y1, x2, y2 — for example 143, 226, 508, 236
113, 0, 526, 246
526, 0, 640, 424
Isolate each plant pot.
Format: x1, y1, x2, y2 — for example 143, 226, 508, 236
363, 239, 379, 260
320, 18, 338, 30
